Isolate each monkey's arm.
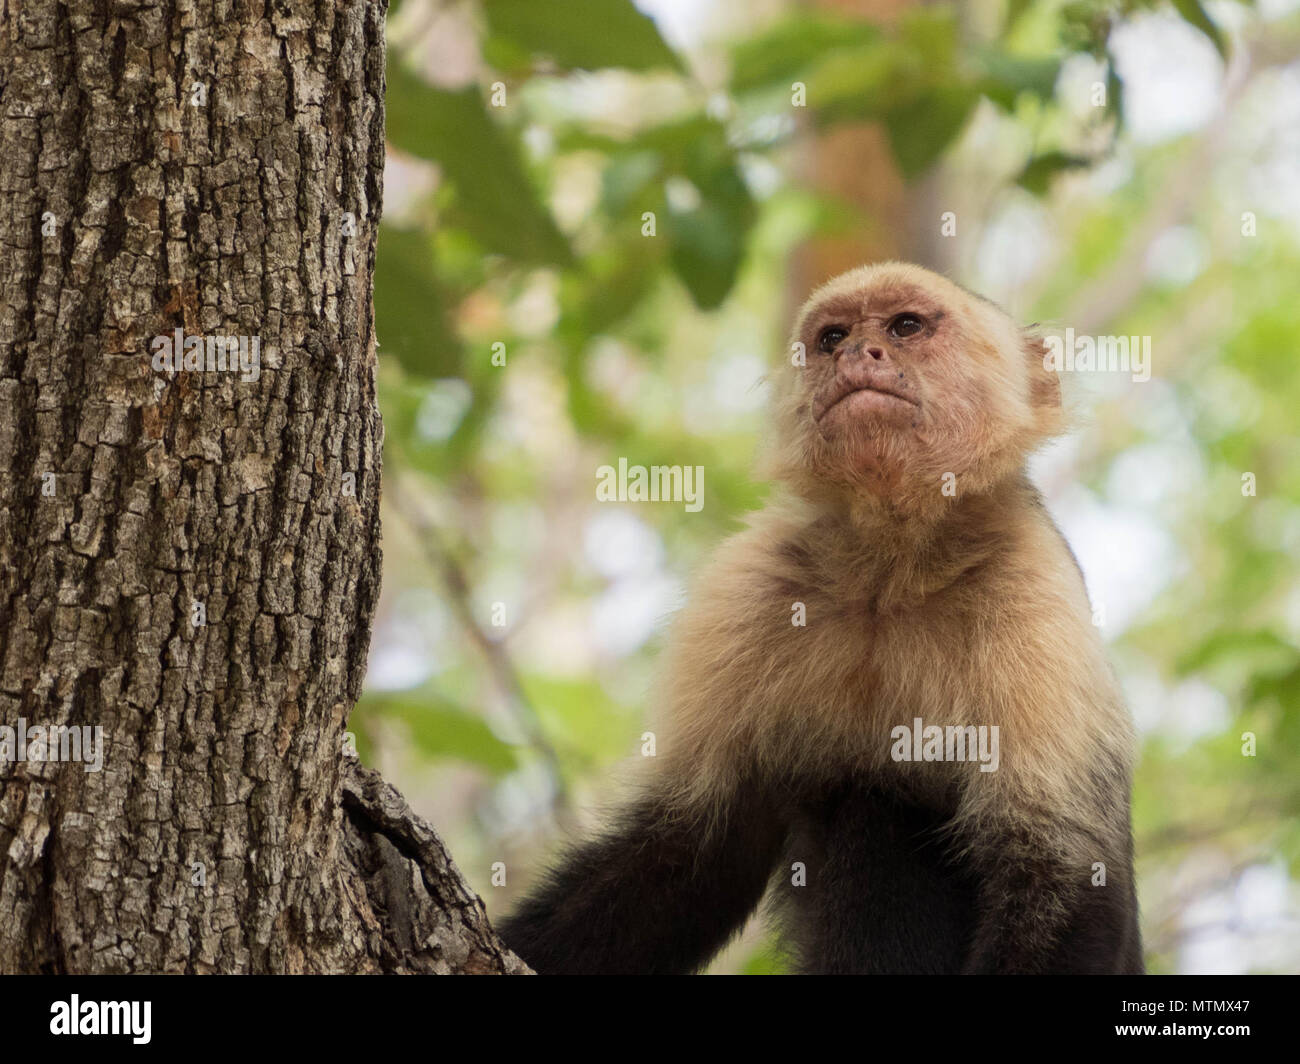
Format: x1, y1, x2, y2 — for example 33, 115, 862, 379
958, 569, 1143, 975
960, 806, 1143, 975
499, 777, 786, 975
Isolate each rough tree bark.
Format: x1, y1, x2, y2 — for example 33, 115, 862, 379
0, 0, 523, 974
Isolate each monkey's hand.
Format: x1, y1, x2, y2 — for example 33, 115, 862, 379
499, 778, 785, 975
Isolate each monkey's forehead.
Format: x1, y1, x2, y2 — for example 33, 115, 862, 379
794, 262, 979, 330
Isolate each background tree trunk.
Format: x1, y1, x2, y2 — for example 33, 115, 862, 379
787, 0, 942, 314
0, 0, 521, 974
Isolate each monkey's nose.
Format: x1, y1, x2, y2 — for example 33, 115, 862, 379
867, 347, 884, 360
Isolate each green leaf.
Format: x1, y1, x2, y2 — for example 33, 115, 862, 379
663, 121, 756, 309
479, 34, 534, 77
374, 224, 462, 377
883, 84, 978, 178
483, 0, 683, 72
977, 50, 1062, 110
1015, 150, 1092, 195
1177, 629, 1296, 677
667, 200, 747, 309
358, 691, 518, 775
897, 5, 960, 70
601, 150, 664, 216
520, 676, 637, 765
1171, 0, 1229, 61
385, 65, 572, 265
802, 43, 899, 123
1002, 0, 1035, 36
729, 13, 882, 94
801, 9, 960, 126
593, 116, 756, 309
564, 241, 664, 339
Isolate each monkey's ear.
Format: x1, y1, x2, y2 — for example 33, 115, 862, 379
1023, 326, 1064, 431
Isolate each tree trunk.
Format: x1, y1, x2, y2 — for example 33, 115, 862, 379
0, 0, 521, 974
787, 0, 942, 314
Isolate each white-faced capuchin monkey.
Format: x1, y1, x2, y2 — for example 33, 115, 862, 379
500, 262, 1143, 975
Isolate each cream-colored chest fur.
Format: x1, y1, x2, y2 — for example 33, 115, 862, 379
653, 497, 1133, 821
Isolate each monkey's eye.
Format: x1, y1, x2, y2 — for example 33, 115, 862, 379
818, 326, 848, 354
888, 313, 925, 339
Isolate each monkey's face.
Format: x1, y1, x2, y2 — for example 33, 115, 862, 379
770, 263, 1061, 509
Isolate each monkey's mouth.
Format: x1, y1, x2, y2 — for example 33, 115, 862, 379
817, 384, 919, 421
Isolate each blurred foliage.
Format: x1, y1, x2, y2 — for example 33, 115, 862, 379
358, 0, 1300, 974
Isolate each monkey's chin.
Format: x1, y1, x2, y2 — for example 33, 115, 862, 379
809, 431, 912, 499
817, 389, 920, 440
